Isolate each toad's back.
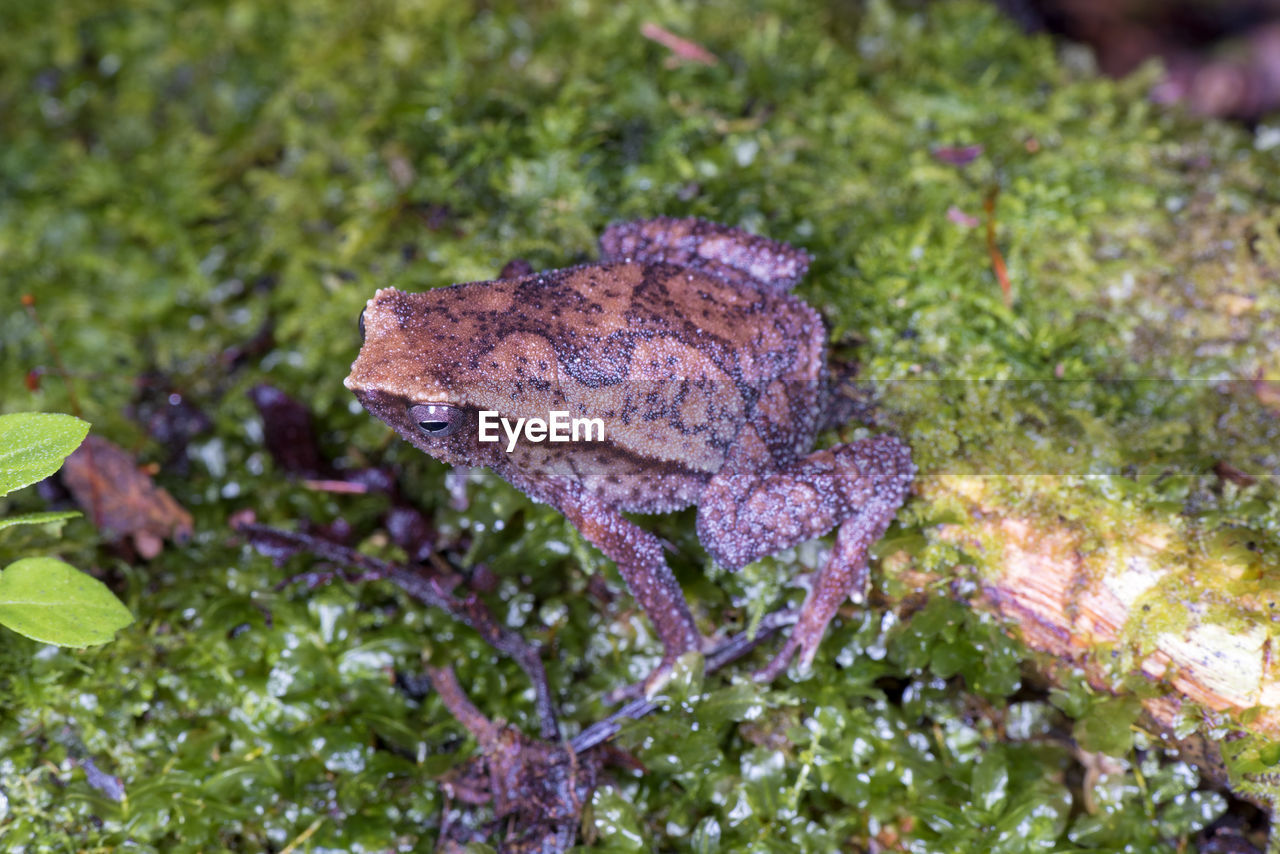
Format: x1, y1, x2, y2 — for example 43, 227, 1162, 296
492, 260, 823, 387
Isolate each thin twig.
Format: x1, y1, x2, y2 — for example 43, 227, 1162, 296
425, 665, 502, 745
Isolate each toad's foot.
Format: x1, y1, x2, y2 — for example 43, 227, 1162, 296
752, 513, 884, 682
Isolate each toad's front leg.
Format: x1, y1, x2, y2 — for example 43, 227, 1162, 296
518, 474, 704, 679
696, 434, 914, 680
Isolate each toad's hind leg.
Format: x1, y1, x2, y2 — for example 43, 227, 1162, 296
695, 434, 914, 680
515, 474, 703, 679
598, 216, 810, 293
752, 497, 898, 682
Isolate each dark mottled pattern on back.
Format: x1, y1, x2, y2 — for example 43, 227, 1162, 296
407, 261, 811, 395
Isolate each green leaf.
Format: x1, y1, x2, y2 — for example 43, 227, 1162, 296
1073, 696, 1142, 757
0, 556, 133, 647
0, 412, 90, 496
972, 751, 1009, 815
1155, 790, 1226, 836
690, 816, 722, 854
0, 510, 82, 532
588, 787, 646, 852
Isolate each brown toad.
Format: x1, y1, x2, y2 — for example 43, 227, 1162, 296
345, 217, 913, 682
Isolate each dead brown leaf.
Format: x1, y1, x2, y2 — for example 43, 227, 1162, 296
61, 435, 193, 559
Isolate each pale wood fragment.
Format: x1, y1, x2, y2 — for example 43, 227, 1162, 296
911, 476, 1280, 741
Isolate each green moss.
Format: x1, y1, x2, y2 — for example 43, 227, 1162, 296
3, 0, 1278, 849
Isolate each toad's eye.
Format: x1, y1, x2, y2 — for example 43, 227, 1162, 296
408, 403, 465, 438
358, 307, 367, 341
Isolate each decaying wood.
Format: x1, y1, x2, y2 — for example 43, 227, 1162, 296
898, 475, 1279, 786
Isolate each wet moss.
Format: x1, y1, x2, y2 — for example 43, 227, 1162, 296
2, 0, 1278, 849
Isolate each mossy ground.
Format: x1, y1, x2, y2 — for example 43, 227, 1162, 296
2, 0, 1278, 850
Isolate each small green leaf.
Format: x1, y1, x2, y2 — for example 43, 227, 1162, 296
0, 510, 82, 532
690, 816, 722, 854
0, 556, 133, 646
1155, 790, 1226, 836
0, 412, 90, 496
660, 650, 705, 703
697, 682, 767, 725
1073, 696, 1142, 757
972, 751, 1009, 815
588, 787, 646, 852
916, 802, 967, 833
